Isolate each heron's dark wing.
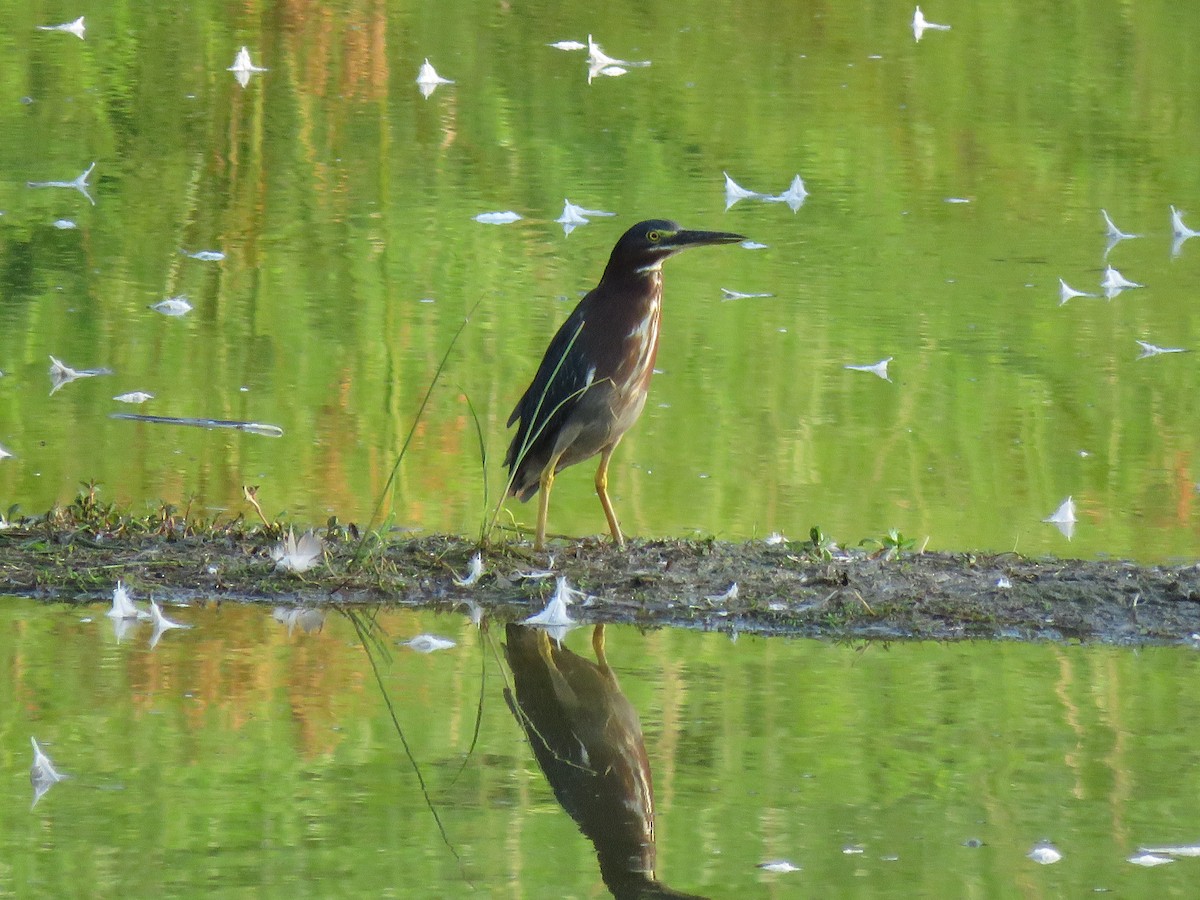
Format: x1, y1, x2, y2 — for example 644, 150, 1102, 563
504, 303, 594, 493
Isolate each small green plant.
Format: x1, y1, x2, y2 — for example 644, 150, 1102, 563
861, 528, 917, 561
797, 526, 837, 562
69, 480, 114, 527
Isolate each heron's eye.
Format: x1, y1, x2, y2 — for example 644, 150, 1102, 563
647, 230, 661, 242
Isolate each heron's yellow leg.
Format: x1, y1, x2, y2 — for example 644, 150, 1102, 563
595, 446, 625, 548
535, 452, 564, 551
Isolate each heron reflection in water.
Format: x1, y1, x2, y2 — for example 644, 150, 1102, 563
505, 624, 706, 899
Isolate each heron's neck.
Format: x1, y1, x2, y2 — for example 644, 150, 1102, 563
599, 265, 662, 305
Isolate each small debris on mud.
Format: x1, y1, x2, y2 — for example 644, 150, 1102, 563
2, 524, 1199, 643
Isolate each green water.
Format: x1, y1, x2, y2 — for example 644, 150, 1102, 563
0, 1, 1198, 560
3, 4, 1200, 894
4, 599, 1200, 898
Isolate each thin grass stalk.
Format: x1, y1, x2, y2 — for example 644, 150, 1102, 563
353, 305, 478, 564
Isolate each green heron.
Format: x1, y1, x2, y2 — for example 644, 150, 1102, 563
504, 219, 744, 550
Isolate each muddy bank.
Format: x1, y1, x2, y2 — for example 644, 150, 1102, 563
2, 523, 1199, 644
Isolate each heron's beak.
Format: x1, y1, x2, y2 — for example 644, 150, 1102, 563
668, 229, 745, 249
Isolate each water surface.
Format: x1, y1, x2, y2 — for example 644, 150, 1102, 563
5, 599, 1200, 896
